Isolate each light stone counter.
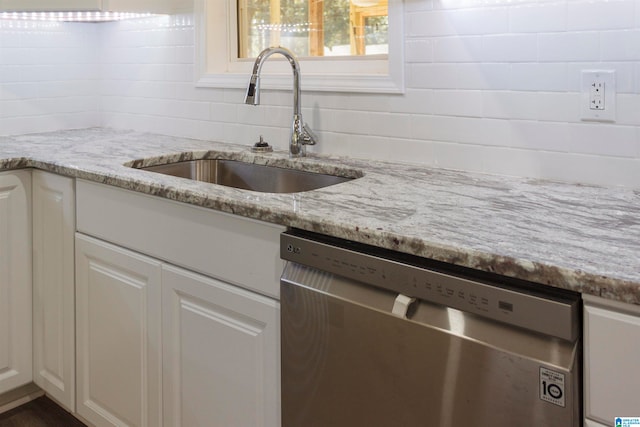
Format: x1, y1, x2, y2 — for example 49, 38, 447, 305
2, 128, 639, 305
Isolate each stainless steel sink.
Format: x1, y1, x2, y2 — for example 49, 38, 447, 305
133, 159, 354, 193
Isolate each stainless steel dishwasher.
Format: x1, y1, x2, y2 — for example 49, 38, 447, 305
280, 229, 582, 427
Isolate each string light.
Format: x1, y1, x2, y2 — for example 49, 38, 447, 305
254, 21, 312, 33
0, 11, 161, 22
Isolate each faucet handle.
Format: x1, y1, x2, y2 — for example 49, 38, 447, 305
244, 74, 260, 105
301, 123, 317, 146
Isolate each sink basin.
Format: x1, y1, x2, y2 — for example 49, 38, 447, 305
132, 159, 354, 193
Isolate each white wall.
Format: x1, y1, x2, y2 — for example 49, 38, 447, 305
0, 19, 100, 134
2, 1, 640, 188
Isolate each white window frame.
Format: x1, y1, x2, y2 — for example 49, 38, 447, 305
194, 0, 404, 93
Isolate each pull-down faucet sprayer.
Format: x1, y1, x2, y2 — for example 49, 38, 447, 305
244, 46, 317, 157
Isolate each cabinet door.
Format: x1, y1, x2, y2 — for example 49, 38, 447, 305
0, 170, 32, 395
32, 171, 76, 411
76, 234, 162, 427
162, 265, 280, 427
585, 301, 640, 426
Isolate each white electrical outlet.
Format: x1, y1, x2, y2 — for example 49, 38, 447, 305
581, 70, 616, 122
589, 81, 604, 110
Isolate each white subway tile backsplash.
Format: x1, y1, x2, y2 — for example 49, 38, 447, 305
617, 94, 640, 126
601, 30, 640, 61
568, 123, 638, 157
482, 34, 538, 62
509, 2, 567, 33
365, 112, 413, 138
482, 90, 539, 120
329, 110, 374, 135
433, 36, 483, 63
2, 2, 640, 187
509, 120, 571, 152
341, 134, 399, 161
210, 102, 238, 123
568, 0, 636, 31
0, 20, 100, 136
407, 11, 451, 37
413, 115, 511, 146
174, 45, 194, 64
345, 93, 392, 113
428, 140, 492, 172
0, 66, 23, 83
535, 92, 581, 123
538, 32, 600, 62
432, 89, 483, 117
405, 0, 434, 14
389, 88, 434, 114
0, 83, 39, 100
411, 63, 511, 90
447, 7, 510, 35
380, 137, 435, 165
405, 39, 434, 63
408, 7, 509, 37
165, 64, 193, 82
509, 63, 568, 91
542, 151, 640, 187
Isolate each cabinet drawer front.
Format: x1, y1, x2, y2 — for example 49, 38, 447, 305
76, 180, 284, 298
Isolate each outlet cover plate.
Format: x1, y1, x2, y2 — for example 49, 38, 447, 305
581, 70, 616, 122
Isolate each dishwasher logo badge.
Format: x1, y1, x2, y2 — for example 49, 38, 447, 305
286, 244, 301, 254
539, 367, 565, 407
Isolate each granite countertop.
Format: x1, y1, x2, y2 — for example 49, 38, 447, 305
1, 128, 639, 305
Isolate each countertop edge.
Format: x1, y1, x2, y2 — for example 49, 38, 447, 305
11, 158, 639, 307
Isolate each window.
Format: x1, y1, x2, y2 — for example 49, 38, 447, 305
195, 0, 404, 93
237, 0, 388, 59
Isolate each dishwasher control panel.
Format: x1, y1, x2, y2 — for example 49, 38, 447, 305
282, 231, 579, 342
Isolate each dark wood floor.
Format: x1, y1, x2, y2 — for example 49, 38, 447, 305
0, 397, 86, 427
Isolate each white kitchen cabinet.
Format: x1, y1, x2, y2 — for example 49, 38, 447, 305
0, 170, 32, 395
75, 234, 162, 427
75, 180, 284, 426
0, 0, 191, 14
32, 171, 76, 411
584, 295, 640, 427
162, 264, 280, 427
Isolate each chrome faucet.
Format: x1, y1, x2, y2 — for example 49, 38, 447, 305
244, 47, 317, 157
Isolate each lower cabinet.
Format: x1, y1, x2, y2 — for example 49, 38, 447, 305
162, 265, 280, 427
74, 179, 284, 426
32, 170, 76, 411
0, 170, 32, 395
584, 295, 640, 427
75, 233, 281, 427
75, 234, 162, 427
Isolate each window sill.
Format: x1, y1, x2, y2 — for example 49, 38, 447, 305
196, 72, 404, 94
